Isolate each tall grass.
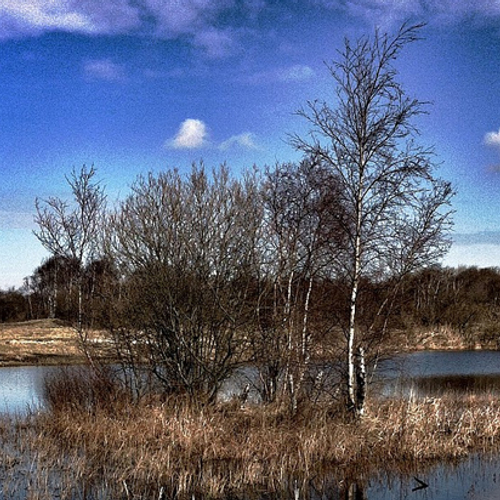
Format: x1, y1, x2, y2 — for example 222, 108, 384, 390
20, 369, 500, 499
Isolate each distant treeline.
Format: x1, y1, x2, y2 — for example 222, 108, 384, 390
4, 263, 500, 343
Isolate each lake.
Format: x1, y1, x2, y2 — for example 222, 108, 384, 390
0, 365, 56, 414
378, 350, 500, 397
360, 454, 500, 500
5, 350, 500, 413
3, 351, 500, 499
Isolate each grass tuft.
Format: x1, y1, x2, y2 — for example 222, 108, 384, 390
28, 370, 500, 498
1, 368, 499, 499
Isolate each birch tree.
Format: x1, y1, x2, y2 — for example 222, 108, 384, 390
256, 159, 345, 410
34, 165, 106, 333
291, 23, 454, 417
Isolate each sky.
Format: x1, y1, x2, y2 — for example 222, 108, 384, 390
2, 0, 500, 288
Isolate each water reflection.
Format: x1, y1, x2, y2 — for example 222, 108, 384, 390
0, 365, 56, 414
366, 455, 500, 500
343, 482, 366, 500
269, 455, 500, 500
287, 455, 500, 500
378, 350, 500, 398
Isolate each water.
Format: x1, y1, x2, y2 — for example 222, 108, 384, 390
365, 454, 500, 500
2, 353, 500, 498
378, 350, 500, 397
0, 365, 56, 414
1, 350, 499, 413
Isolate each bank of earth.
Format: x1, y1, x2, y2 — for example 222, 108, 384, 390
0, 318, 492, 368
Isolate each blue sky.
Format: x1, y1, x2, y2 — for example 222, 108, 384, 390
2, 0, 500, 288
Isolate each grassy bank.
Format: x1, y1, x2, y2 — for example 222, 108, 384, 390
0, 319, 493, 368
5, 374, 498, 500
0, 319, 112, 366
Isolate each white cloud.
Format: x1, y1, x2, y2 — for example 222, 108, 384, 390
165, 120, 260, 151
143, 0, 232, 36
0, 0, 243, 57
279, 64, 316, 82
5, 0, 500, 44
219, 132, 258, 151
193, 28, 238, 59
314, 0, 500, 27
345, 0, 420, 27
484, 128, 500, 148
0, 0, 141, 39
167, 119, 209, 149
83, 59, 126, 82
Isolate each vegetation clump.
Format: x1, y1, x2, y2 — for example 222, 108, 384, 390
5, 367, 496, 499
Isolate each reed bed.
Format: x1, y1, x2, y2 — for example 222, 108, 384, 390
15, 371, 500, 499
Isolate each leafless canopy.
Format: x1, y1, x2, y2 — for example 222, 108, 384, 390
291, 22, 454, 416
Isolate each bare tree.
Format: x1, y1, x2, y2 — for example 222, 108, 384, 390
255, 159, 346, 410
291, 23, 454, 417
108, 163, 262, 402
34, 165, 107, 333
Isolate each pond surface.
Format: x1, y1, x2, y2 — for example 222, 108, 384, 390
3, 350, 500, 412
364, 454, 500, 500
0, 365, 56, 414
378, 350, 500, 397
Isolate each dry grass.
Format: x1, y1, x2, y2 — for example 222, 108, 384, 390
0, 319, 82, 365
25, 371, 500, 499
0, 319, 110, 365
1, 321, 500, 497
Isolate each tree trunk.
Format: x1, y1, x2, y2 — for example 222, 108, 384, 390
355, 346, 366, 415
348, 182, 364, 417
347, 278, 358, 413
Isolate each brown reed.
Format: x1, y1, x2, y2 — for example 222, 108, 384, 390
24, 369, 500, 499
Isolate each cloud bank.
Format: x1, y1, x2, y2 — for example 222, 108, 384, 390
5, 0, 500, 48
166, 119, 259, 151
441, 232, 500, 269
444, 243, 500, 269
453, 231, 500, 246
0, 0, 262, 57
315, 0, 500, 26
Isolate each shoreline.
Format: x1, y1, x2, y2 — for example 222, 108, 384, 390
0, 318, 109, 367
0, 319, 497, 368
0, 319, 500, 497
